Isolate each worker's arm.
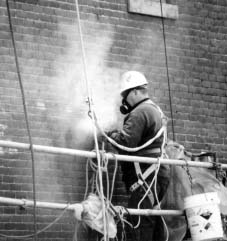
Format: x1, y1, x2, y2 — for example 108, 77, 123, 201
109, 110, 146, 148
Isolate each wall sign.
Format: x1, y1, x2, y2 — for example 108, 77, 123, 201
128, 0, 178, 19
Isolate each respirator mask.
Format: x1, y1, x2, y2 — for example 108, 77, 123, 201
120, 97, 150, 115
120, 98, 132, 115
119, 89, 133, 115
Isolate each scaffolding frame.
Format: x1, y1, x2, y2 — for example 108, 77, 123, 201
1, 140, 227, 169
0, 139, 226, 216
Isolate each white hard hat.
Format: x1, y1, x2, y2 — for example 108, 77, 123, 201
120, 71, 148, 96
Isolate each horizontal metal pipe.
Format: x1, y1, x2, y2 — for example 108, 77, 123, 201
0, 197, 183, 216
0, 140, 226, 169
0, 197, 73, 210
127, 208, 184, 216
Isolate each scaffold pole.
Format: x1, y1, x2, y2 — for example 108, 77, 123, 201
0, 196, 184, 216
0, 140, 226, 169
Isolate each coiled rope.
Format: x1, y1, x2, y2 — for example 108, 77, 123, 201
83, 152, 133, 241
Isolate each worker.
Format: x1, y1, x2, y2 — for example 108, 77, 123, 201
107, 71, 170, 241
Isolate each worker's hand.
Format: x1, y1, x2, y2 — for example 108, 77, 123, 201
106, 130, 118, 138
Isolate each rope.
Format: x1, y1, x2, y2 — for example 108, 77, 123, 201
6, 0, 38, 240
132, 157, 169, 241
159, 0, 176, 141
85, 151, 118, 202
98, 123, 166, 153
74, 0, 108, 239
154, 162, 169, 241
92, 103, 168, 153
133, 158, 161, 229
109, 153, 118, 201
83, 151, 120, 240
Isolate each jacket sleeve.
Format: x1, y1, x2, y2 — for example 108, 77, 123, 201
110, 110, 146, 148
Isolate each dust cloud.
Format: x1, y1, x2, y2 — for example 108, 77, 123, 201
53, 21, 121, 149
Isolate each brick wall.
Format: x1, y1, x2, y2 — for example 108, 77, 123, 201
0, 0, 226, 240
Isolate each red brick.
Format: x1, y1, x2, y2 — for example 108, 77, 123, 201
0, 0, 227, 240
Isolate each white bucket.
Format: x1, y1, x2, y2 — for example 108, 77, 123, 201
184, 192, 223, 241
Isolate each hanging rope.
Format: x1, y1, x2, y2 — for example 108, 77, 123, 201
6, 0, 38, 240
158, 1, 174, 237
159, 0, 176, 141
83, 152, 130, 241
74, 0, 108, 240
133, 158, 161, 229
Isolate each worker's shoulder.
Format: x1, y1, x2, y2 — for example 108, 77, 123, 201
135, 101, 159, 113
132, 102, 160, 119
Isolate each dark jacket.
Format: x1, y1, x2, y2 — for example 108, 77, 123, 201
110, 99, 170, 191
